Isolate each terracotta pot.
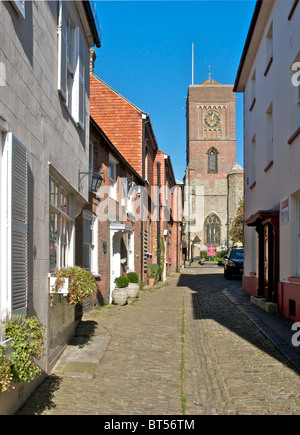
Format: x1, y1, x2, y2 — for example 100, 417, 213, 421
148, 277, 155, 286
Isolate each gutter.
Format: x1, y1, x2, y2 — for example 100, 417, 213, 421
233, 0, 263, 92
83, 1, 101, 48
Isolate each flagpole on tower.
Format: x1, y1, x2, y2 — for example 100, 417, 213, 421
192, 43, 194, 85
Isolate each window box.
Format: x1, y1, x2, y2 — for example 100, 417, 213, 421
49, 276, 69, 295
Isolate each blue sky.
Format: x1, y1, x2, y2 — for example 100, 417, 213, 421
93, 0, 256, 181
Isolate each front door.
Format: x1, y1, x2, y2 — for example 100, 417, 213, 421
264, 224, 269, 299
263, 222, 276, 301
110, 231, 121, 301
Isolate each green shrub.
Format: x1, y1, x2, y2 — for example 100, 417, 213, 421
148, 264, 160, 283
0, 346, 13, 393
53, 266, 96, 305
127, 272, 139, 283
114, 276, 129, 288
2, 315, 46, 386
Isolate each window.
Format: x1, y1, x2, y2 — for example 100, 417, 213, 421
0, 133, 28, 317
251, 135, 256, 186
250, 70, 256, 110
109, 154, 118, 200
49, 175, 72, 272
266, 103, 273, 167
288, 54, 300, 144
207, 147, 219, 174
144, 145, 149, 181
57, 0, 85, 129
205, 214, 221, 246
264, 22, 273, 76
82, 211, 98, 274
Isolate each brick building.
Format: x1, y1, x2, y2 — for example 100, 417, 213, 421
183, 78, 243, 261
76, 118, 145, 307
89, 52, 181, 283
152, 150, 183, 277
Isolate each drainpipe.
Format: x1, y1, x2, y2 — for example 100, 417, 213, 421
157, 162, 161, 267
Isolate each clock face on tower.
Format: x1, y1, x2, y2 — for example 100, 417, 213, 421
204, 109, 221, 128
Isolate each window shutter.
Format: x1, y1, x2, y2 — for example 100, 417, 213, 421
7, 134, 28, 315
57, 0, 67, 100
75, 26, 85, 129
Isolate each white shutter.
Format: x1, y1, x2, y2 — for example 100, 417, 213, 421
75, 26, 85, 129
7, 134, 28, 315
57, 0, 67, 100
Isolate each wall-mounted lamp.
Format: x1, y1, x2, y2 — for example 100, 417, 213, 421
78, 171, 105, 193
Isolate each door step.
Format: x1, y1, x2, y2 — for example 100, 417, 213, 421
250, 296, 278, 313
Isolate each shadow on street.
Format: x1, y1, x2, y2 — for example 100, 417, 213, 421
177, 267, 300, 376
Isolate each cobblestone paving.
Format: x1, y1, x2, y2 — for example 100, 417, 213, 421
17, 267, 300, 415
182, 266, 300, 415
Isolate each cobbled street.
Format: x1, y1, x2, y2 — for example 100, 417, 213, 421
17, 266, 300, 415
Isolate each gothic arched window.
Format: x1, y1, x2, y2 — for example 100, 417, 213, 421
204, 213, 221, 246
207, 147, 219, 174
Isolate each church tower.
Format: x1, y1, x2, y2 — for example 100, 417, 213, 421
184, 77, 243, 261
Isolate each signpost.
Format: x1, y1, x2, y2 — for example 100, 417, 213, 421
207, 245, 216, 257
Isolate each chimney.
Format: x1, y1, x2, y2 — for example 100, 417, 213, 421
90, 49, 96, 74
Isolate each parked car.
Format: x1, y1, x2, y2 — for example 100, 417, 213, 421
223, 248, 244, 279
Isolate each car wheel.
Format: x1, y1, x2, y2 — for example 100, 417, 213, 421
225, 269, 231, 280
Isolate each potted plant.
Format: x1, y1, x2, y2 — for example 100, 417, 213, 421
0, 315, 46, 392
148, 264, 159, 286
112, 276, 129, 305
51, 266, 96, 305
127, 272, 139, 298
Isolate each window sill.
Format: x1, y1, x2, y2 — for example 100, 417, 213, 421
249, 181, 256, 190
288, 0, 299, 20
264, 57, 273, 77
249, 98, 256, 112
264, 160, 273, 172
288, 126, 300, 145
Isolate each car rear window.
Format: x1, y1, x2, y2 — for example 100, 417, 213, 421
230, 250, 244, 260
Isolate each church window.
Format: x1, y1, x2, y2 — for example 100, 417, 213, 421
205, 214, 221, 246
207, 147, 219, 174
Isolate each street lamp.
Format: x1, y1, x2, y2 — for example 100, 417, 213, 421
78, 171, 104, 193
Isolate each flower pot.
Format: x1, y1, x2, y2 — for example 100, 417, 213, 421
127, 282, 139, 298
148, 277, 155, 286
112, 288, 128, 305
